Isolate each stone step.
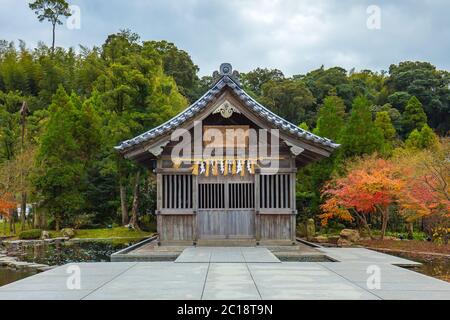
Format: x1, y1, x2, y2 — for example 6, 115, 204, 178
197, 239, 257, 247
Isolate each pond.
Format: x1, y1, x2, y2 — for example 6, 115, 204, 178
2, 240, 137, 265
392, 252, 450, 283
0, 267, 37, 287
0, 239, 141, 287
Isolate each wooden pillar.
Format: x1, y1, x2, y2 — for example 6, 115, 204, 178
255, 172, 261, 242
290, 167, 297, 243
192, 174, 199, 243
156, 160, 163, 243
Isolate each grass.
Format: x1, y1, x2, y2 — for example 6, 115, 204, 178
0, 221, 31, 237
54, 227, 154, 239
0, 221, 154, 241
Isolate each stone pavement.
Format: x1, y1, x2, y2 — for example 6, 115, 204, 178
0, 248, 449, 300
175, 247, 281, 263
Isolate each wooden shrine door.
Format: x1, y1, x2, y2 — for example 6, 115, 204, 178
197, 175, 255, 240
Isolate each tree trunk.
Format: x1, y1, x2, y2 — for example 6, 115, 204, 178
120, 183, 129, 226
55, 213, 61, 232
352, 209, 374, 239
380, 208, 389, 240
9, 209, 15, 234
20, 192, 27, 231
52, 23, 56, 53
407, 222, 414, 240
129, 171, 141, 231
33, 206, 38, 229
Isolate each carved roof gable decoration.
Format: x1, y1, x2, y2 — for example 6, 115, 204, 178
213, 100, 241, 119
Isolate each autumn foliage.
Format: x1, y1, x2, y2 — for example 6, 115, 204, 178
320, 139, 449, 240
0, 194, 16, 218
395, 142, 450, 220
320, 156, 403, 238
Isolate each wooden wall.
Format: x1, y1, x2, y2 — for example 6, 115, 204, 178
157, 214, 195, 242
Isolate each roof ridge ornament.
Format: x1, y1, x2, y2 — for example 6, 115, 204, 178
212, 63, 241, 87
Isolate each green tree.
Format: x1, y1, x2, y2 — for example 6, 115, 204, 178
388, 61, 450, 133
313, 95, 346, 141
260, 79, 315, 125
375, 111, 396, 141
340, 96, 385, 158
29, 0, 72, 53
371, 103, 402, 133
298, 122, 310, 131
387, 91, 411, 111
33, 86, 101, 230
402, 96, 428, 135
405, 125, 439, 150
0, 92, 22, 161
241, 68, 284, 97
148, 40, 200, 102
375, 111, 397, 154
298, 66, 351, 107
94, 32, 187, 226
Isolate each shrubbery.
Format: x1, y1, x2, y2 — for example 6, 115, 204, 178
19, 229, 42, 240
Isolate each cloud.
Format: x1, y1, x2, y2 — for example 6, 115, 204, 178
1, 0, 449, 76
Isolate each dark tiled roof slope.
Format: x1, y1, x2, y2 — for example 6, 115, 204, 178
115, 72, 340, 152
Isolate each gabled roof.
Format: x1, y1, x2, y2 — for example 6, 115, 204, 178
115, 64, 340, 154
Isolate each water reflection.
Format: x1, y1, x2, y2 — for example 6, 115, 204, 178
2, 240, 135, 266
393, 252, 450, 282
0, 240, 138, 287
0, 267, 36, 287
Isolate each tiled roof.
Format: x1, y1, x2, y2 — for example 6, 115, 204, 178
115, 66, 340, 152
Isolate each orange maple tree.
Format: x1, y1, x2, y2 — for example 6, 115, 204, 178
394, 142, 450, 241
0, 193, 16, 219
320, 156, 403, 239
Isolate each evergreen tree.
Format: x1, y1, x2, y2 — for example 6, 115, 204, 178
29, 0, 72, 53
405, 124, 439, 150
314, 95, 346, 141
340, 96, 385, 158
33, 86, 101, 230
375, 111, 396, 141
402, 96, 428, 135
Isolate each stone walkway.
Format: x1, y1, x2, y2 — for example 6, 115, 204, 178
0, 248, 449, 300
175, 247, 281, 263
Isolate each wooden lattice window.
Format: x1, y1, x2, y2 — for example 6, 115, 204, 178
162, 175, 193, 209
260, 174, 291, 209
229, 183, 255, 209
198, 183, 225, 209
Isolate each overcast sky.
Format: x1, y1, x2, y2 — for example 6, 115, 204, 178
1, 0, 449, 76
